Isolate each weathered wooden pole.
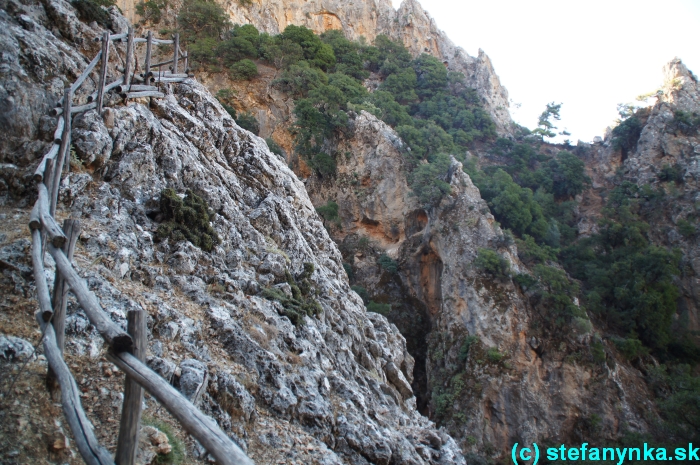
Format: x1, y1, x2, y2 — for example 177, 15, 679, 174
183, 46, 188, 73
172, 33, 179, 75
115, 309, 147, 465
144, 31, 152, 77
49, 88, 72, 217
47, 219, 81, 393
123, 27, 134, 91
52, 219, 82, 353
35, 312, 115, 465
96, 31, 111, 115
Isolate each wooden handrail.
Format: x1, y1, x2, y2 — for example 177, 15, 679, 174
26, 27, 240, 465
37, 183, 67, 248
36, 311, 115, 465
107, 351, 254, 465
48, 243, 133, 353
33, 143, 59, 183
70, 51, 102, 94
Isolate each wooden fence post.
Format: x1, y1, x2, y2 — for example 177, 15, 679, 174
96, 31, 111, 115
184, 46, 188, 73
144, 31, 152, 77
49, 90, 71, 218
115, 309, 147, 465
172, 33, 179, 75
47, 219, 81, 392
52, 219, 82, 352
123, 27, 134, 91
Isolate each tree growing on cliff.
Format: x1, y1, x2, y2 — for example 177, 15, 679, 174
532, 102, 562, 140
177, 0, 231, 42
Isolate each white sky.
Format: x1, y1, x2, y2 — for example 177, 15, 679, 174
391, 0, 700, 142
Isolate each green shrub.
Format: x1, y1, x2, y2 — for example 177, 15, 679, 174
658, 163, 684, 184
273, 61, 327, 97
572, 317, 593, 335
236, 111, 259, 135
309, 152, 336, 177
671, 110, 700, 135
649, 364, 700, 441
611, 116, 642, 157
367, 300, 391, 315
591, 339, 606, 364
316, 201, 340, 226
546, 151, 590, 199
474, 248, 510, 279
351, 285, 368, 303
487, 347, 504, 363
155, 189, 220, 252
678, 219, 696, 238
515, 234, 557, 265
408, 153, 453, 207
613, 336, 648, 360
228, 59, 258, 80
532, 264, 584, 325
261, 263, 322, 326
177, 0, 231, 42
343, 263, 354, 281
433, 390, 452, 418
378, 254, 398, 274
560, 183, 681, 351
135, 0, 167, 23
220, 103, 236, 118
458, 335, 479, 362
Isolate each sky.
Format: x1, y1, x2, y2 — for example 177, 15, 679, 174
390, 0, 700, 143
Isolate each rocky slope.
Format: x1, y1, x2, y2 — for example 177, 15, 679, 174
0, 0, 469, 463
132, 0, 513, 135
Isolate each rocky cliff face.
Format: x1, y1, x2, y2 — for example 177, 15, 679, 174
0, 1, 470, 463
580, 58, 700, 340
131, 0, 513, 135
304, 110, 655, 457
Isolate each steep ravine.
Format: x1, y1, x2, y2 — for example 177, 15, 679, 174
303, 111, 656, 456
0, 1, 469, 463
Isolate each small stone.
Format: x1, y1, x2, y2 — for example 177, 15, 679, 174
50, 433, 68, 451
102, 108, 115, 128
119, 262, 129, 278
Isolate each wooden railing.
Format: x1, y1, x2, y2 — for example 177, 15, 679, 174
29, 27, 253, 465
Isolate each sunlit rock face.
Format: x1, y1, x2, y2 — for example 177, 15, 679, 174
120, 0, 513, 134
302, 108, 654, 456
580, 58, 700, 339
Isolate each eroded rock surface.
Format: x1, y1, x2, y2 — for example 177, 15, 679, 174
0, 0, 468, 462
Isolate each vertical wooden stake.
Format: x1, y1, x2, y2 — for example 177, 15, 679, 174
184, 47, 188, 73
144, 31, 152, 77
115, 309, 147, 465
47, 219, 81, 393
41, 157, 54, 261
172, 33, 179, 75
49, 91, 71, 218
52, 219, 82, 353
96, 31, 111, 115
123, 26, 134, 91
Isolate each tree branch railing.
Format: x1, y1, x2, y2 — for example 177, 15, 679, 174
28, 26, 253, 465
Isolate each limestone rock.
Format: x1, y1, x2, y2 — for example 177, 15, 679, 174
174, 359, 209, 405
0, 335, 33, 362
136, 425, 172, 465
